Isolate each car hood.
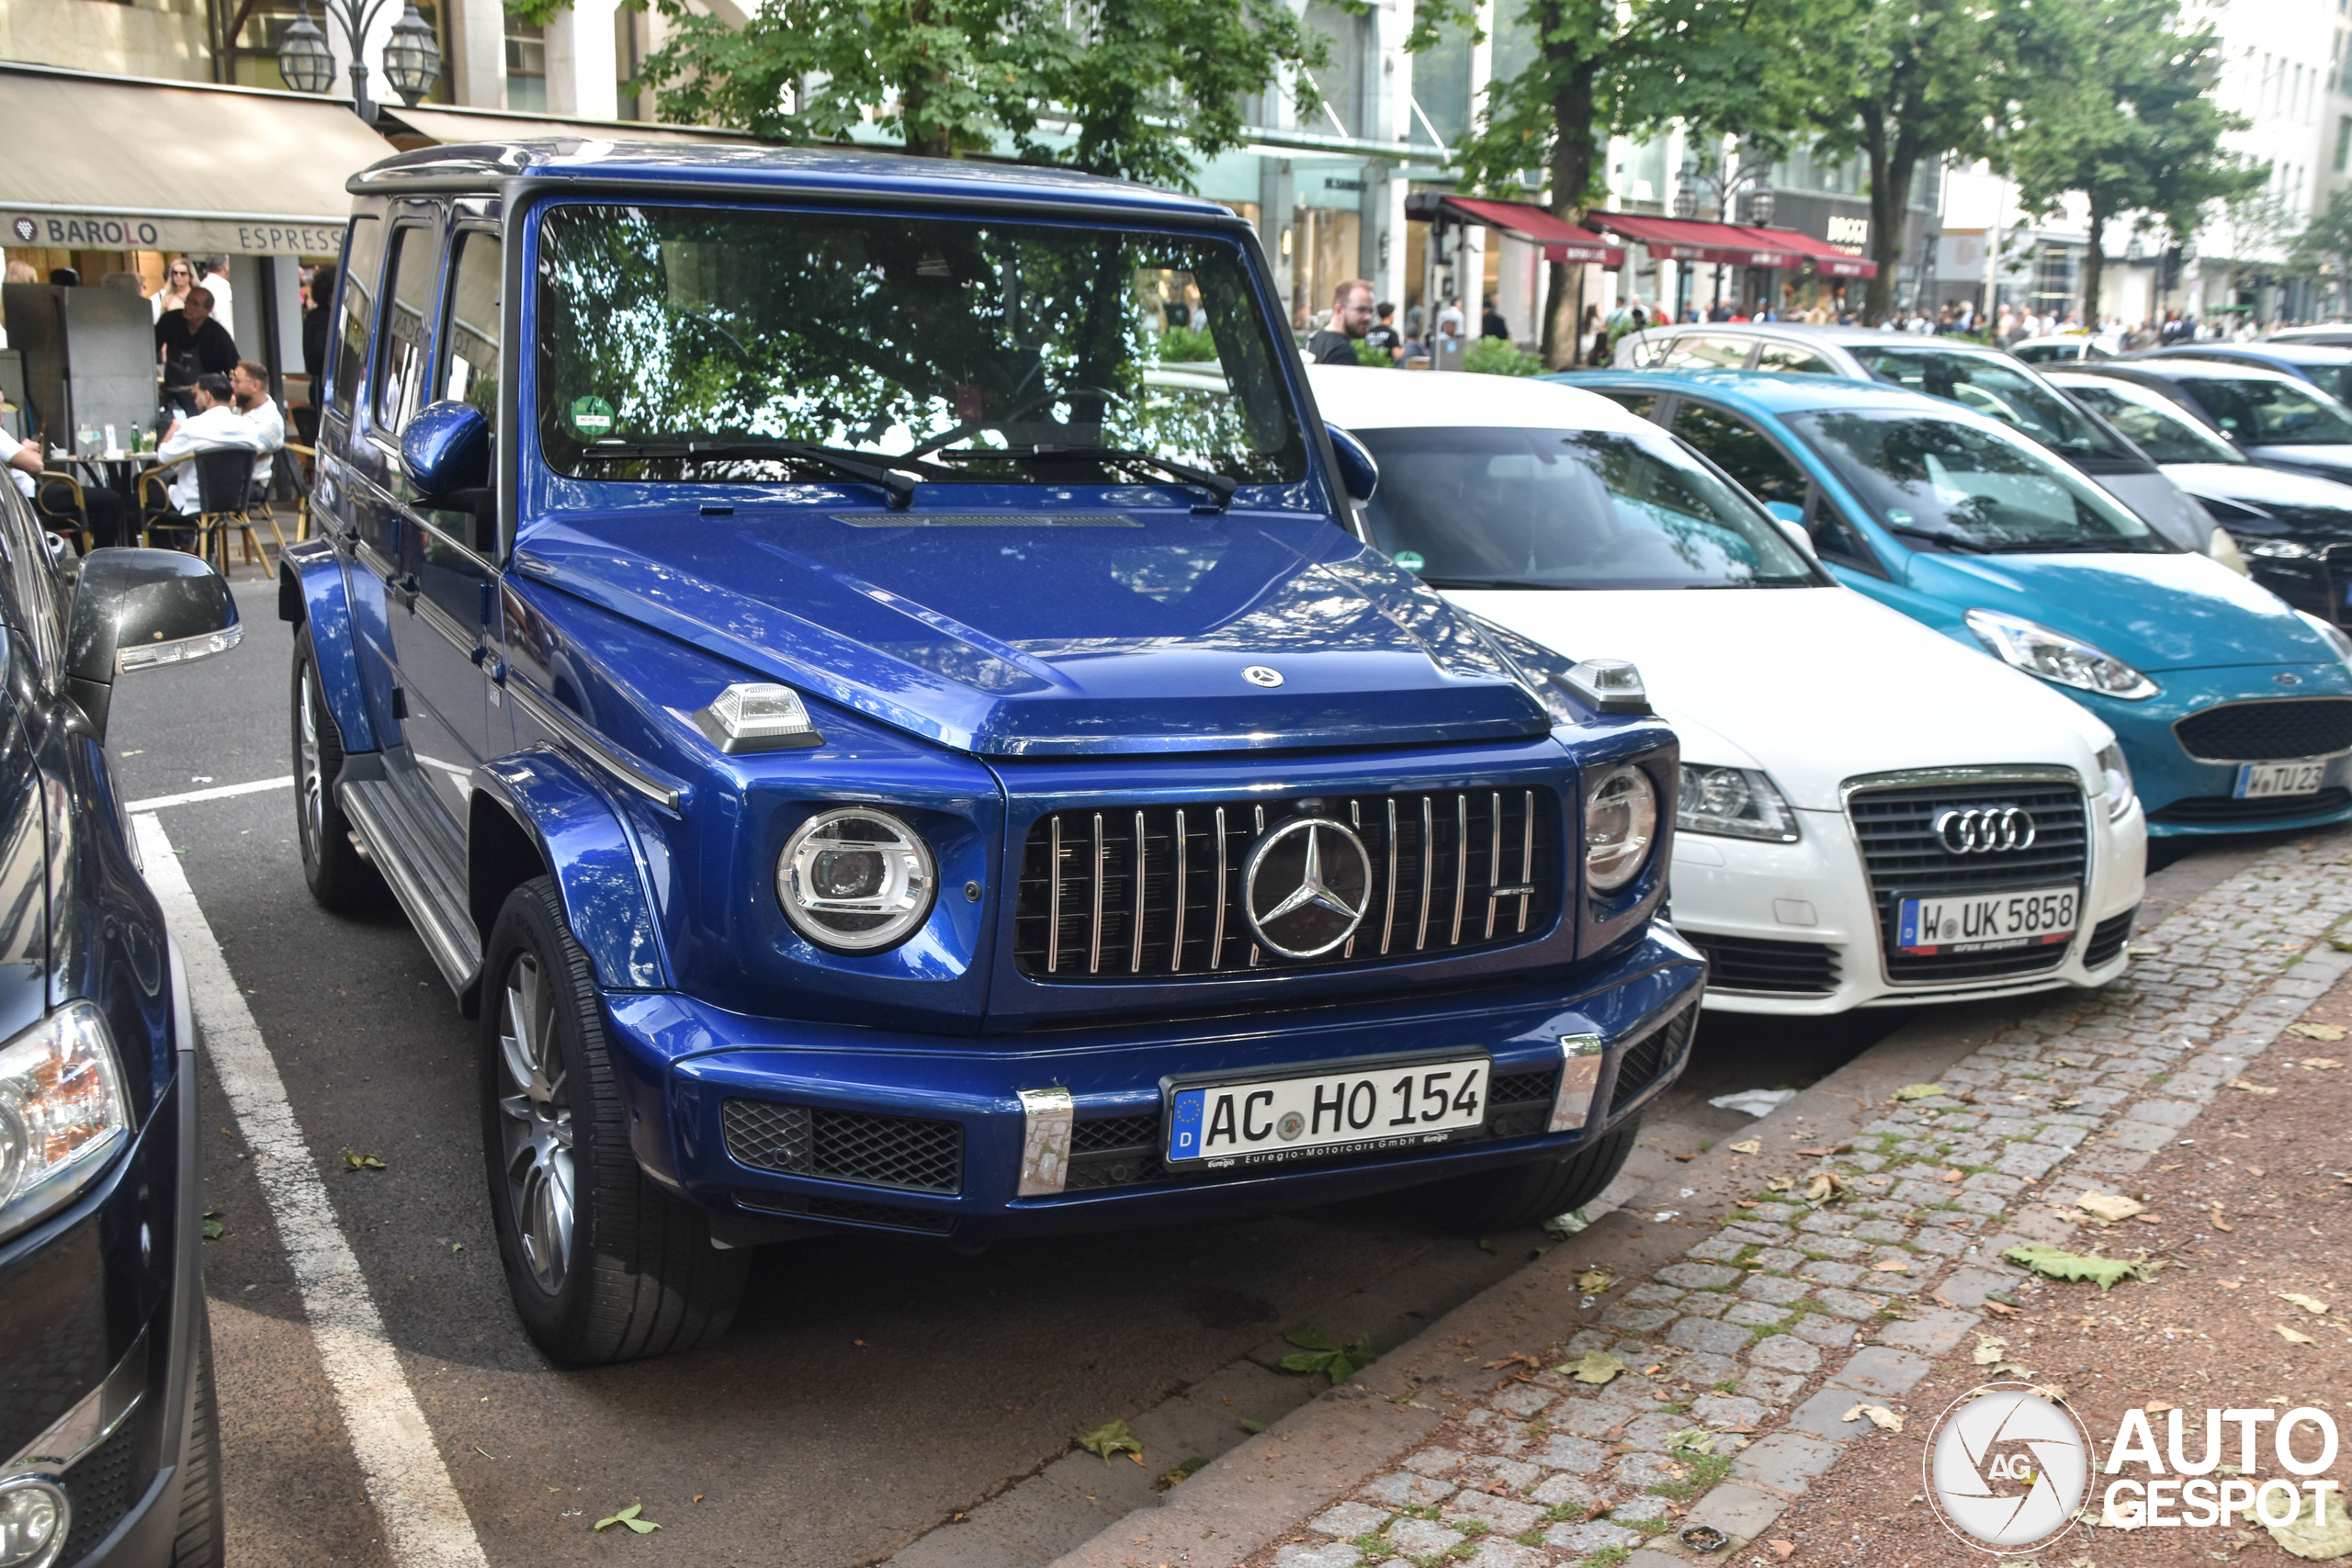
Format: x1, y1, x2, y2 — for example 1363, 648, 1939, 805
2245, 445, 2352, 482
1441, 585, 2107, 809
513, 506, 1549, 757
1905, 548, 2337, 673
2092, 468, 2214, 552
2161, 462, 2352, 527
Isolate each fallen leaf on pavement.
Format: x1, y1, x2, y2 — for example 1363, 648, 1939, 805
1577, 1268, 1617, 1295
2301, 1057, 2342, 1069
1075, 1418, 1145, 1461
2250, 1482, 2352, 1558
1804, 1171, 1848, 1203
1484, 1352, 1543, 1371
1941, 1168, 1964, 1181
1726, 1139, 1761, 1156
2053, 1095, 2084, 1109
2228, 1079, 2279, 1096
341, 1149, 387, 1171
2277, 1325, 2319, 1345
1239, 1418, 1268, 1434
1557, 1350, 1625, 1385
2219, 1280, 2242, 1290
2006, 1243, 2138, 1292
1983, 1301, 2019, 1317
1844, 1404, 1904, 1432
592, 1504, 659, 1535
2211, 1202, 2234, 1232
1765, 1540, 1796, 1559
1667, 1427, 1717, 1457
1893, 1084, 1946, 1101
1871, 1258, 1911, 1273
1973, 1335, 2008, 1365
1278, 1326, 1375, 1385
1765, 1175, 1794, 1192
201, 1218, 222, 1241
2076, 1191, 2144, 1223
2144, 1401, 2177, 1415
2279, 1292, 2330, 1315
2287, 1021, 2346, 1041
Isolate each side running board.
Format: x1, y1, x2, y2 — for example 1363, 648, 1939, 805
340, 773, 482, 995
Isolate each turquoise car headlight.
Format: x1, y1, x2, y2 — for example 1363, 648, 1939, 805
1963, 609, 2160, 701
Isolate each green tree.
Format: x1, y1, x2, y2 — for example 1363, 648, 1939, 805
1748, 0, 2020, 322
605, 0, 1329, 189
2004, 0, 2257, 325
2290, 187, 2352, 314
1423, 0, 1780, 367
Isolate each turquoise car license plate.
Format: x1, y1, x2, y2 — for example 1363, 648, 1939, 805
2233, 760, 2326, 799
1167, 1056, 1488, 1168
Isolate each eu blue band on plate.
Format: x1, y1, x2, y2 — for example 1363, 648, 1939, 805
1170, 1088, 1205, 1159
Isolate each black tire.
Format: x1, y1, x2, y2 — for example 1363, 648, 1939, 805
291, 624, 385, 912
1406, 1117, 1641, 1233
480, 877, 747, 1365
171, 1303, 224, 1567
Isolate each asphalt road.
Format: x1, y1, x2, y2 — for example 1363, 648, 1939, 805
102, 573, 2253, 1568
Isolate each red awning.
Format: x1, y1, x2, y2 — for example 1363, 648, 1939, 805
1586, 213, 1808, 269
1767, 229, 1880, 279
1438, 197, 1626, 267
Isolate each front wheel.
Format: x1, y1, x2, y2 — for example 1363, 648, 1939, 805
480, 877, 746, 1365
1404, 1117, 1641, 1233
290, 625, 384, 912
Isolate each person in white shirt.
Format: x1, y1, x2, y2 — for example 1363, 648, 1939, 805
149, 373, 265, 520
0, 423, 40, 501
195, 255, 234, 342
229, 360, 284, 492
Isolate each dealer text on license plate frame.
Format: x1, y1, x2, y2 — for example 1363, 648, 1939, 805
1895, 885, 2079, 956
2233, 759, 2327, 799
1164, 1052, 1490, 1168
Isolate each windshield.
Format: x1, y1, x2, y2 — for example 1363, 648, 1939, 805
1849, 347, 2132, 461
1352, 425, 1820, 590
2177, 374, 2352, 446
533, 203, 1306, 488
2060, 380, 2245, 465
1789, 409, 2176, 555
2286, 362, 2352, 403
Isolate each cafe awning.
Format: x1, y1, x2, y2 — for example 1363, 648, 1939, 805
379, 103, 765, 150
1586, 213, 1809, 271
1435, 197, 1626, 267
1767, 230, 1879, 279
0, 61, 391, 255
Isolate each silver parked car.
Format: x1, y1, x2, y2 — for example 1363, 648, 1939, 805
1611, 322, 2221, 556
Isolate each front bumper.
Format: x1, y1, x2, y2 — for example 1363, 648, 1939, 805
1668, 793, 2145, 1016
2097, 664, 2352, 837
605, 926, 1706, 1245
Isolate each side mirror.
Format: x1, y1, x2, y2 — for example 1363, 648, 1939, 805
1327, 425, 1380, 503
1763, 500, 1806, 525
402, 400, 491, 498
66, 548, 241, 739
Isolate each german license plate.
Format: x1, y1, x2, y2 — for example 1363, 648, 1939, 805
2233, 760, 2327, 798
1895, 885, 2078, 955
1166, 1056, 1488, 1168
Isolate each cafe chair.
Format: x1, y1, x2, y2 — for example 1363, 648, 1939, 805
31, 473, 94, 555
277, 441, 318, 544
139, 448, 269, 578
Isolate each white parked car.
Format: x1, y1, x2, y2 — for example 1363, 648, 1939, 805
1306, 366, 2149, 1014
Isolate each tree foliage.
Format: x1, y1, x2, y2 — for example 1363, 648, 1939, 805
2003, 0, 2256, 322
625, 0, 1329, 190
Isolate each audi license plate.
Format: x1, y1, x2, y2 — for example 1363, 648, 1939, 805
1166, 1056, 1488, 1168
1896, 886, 2078, 955
2233, 760, 2327, 799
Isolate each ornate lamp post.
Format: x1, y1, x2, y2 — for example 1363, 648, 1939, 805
276, 0, 442, 123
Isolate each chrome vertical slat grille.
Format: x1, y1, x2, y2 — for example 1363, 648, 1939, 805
1012, 788, 1561, 982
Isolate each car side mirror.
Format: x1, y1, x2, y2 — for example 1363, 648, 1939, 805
1327, 425, 1380, 503
402, 400, 491, 498
65, 547, 240, 739
1763, 500, 1805, 525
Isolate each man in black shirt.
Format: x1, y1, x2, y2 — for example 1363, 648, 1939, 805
1481, 294, 1510, 340
1363, 301, 1403, 362
155, 286, 239, 411
1305, 279, 1376, 365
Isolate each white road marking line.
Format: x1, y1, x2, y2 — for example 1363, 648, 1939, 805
134, 813, 489, 1568
125, 774, 294, 812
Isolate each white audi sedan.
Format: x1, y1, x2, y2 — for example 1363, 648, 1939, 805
1306, 366, 2148, 1014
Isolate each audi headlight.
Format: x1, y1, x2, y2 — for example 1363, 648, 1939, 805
1678, 764, 1799, 842
1963, 609, 2160, 700
0, 1002, 129, 1244
1585, 764, 1658, 893
2297, 609, 2352, 668
2097, 742, 2135, 821
776, 807, 937, 952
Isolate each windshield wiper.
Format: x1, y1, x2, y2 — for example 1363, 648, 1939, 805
580, 438, 939, 508
973, 444, 1239, 511
1421, 577, 1584, 591
1884, 523, 1992, 554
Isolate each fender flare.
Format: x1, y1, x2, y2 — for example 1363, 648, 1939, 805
470, 750, 672, 993
277, 541, 377, 755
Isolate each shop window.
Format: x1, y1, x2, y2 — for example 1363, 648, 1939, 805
506, 17, 547, 112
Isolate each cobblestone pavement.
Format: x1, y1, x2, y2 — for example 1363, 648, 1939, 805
1251, 833, 2352, 1568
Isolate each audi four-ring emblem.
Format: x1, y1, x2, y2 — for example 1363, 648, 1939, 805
1933, 807, 2036, 854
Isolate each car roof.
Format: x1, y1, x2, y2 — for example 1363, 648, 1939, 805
348, 139, 1238, 224
1304, 365, 1653, 432
1639, 322, 2014, 355
2154, 343, 2352, 366
1555, 366, 1975, 417
2115, 355, 2314, 386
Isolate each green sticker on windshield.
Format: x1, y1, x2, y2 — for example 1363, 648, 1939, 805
1394, 549, 1426, 571
568, 395, 616, 439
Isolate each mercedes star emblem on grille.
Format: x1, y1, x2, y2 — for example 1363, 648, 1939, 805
1932, 806, 2037, 854
1242, 818, 1373, 958
1242, 665, 1284, 687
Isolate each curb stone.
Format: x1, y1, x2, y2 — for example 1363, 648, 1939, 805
1046, 830, 2352, 1568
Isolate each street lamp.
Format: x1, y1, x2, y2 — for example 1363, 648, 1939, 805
276, 0, 441, 124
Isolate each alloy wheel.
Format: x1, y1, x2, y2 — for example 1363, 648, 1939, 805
497, 952, 575, 1294
297, 668, 324, 862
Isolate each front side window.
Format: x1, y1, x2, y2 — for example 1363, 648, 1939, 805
534, 204, 1306, 489
1851, 348, 2130, 461
2062, 381, 2244, 465
1791, 410, 2175, 555
2182, 375, 2352, 446
374, 224, 439, 437
1671, 401, 1809, 508
440, 231, 502, 435
329, 215, 383, 420
1663, 335, 1754, 370
1754, 343, 1834, 375
1353, 424, 1821, 590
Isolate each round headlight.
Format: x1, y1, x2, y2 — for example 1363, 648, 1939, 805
0, 1475, 68, 1568
1585, 764, 1658, 893
776, 808, 937, 953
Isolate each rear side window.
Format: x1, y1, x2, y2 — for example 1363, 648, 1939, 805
374, 224, 439, 438
1754, 343, 1834, 375
439, 231, 503, 435
328, 215, 383, 420
1598, 391, 1661, 421
1663, 336, 1753, 370
1672, 401, 1808, 508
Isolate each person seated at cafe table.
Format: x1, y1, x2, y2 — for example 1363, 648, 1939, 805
79, 373, 263, 548
0, 422, 40, 501
155, 287, 239, 412
229, 360, 284, 496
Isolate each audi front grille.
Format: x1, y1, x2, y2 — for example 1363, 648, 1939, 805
2173, 697, 2352, 762
1011, 789, 1560, 982
1845, 769, 2088, 986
